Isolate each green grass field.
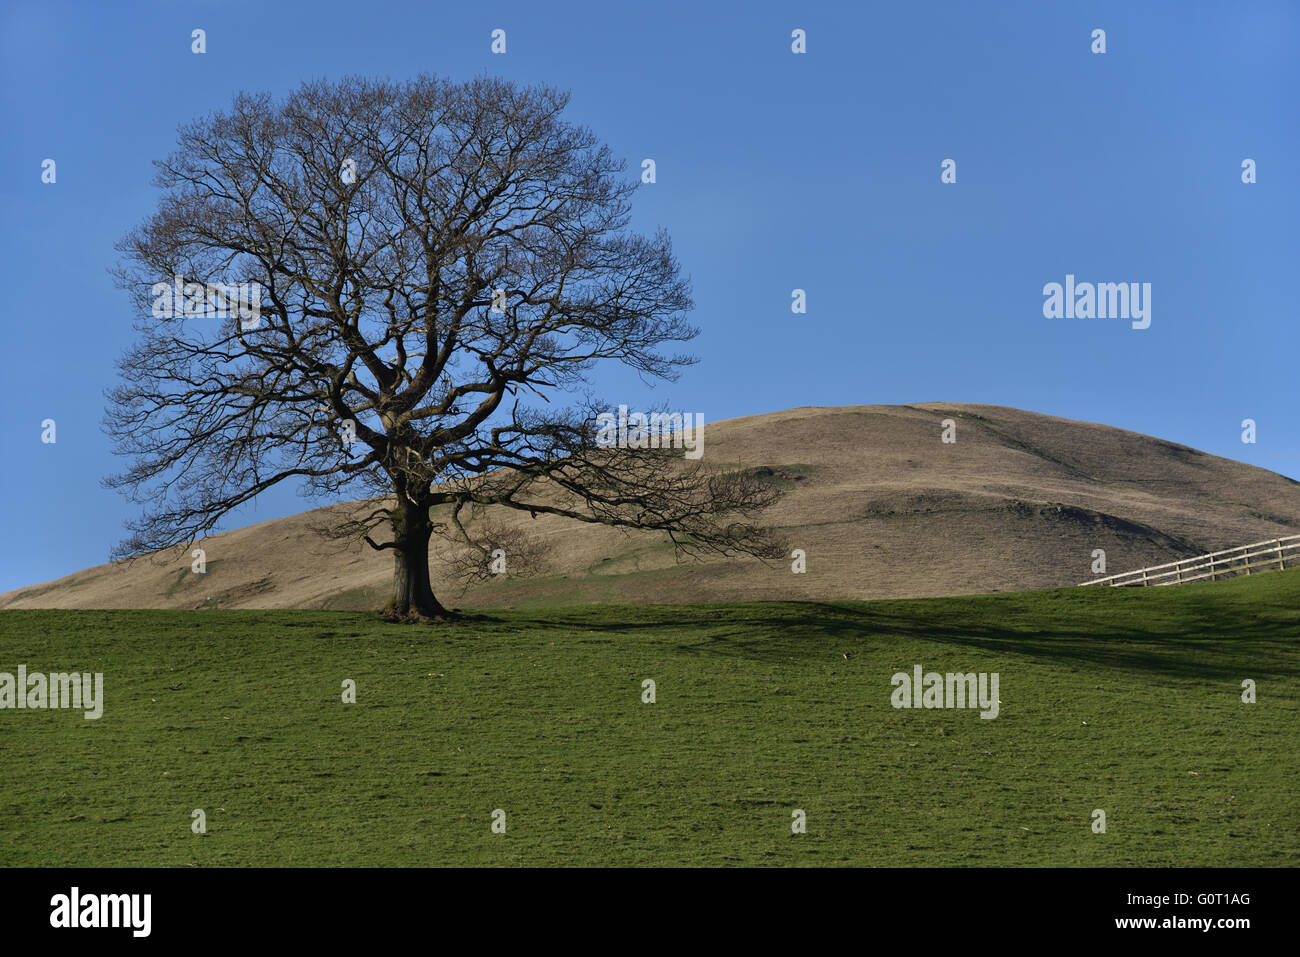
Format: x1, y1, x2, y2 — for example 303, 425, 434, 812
2, 570, 1297, 866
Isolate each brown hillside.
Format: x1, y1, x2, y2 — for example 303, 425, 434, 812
4, 403, 1298, 610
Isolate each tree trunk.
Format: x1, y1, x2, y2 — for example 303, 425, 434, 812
387, 497, 451, 620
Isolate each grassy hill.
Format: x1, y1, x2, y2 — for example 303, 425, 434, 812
4, 403, 1300, 612
2, 569, 1296, 866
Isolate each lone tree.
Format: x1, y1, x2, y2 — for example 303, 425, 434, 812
106, 75, 783, 620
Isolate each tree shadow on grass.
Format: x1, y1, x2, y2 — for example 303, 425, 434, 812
518, 589, 1299, 684
796, 602, 1297, 682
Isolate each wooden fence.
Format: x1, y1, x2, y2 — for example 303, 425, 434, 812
1080, 534, 1300, 588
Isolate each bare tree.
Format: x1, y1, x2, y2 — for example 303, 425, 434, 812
105, 75, 784, 621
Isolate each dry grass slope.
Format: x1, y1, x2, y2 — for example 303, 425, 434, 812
4, 403, 1299, 610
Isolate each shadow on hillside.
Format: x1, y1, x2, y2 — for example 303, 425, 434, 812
784, 602, 1297, 682
513, 589, 1299, 683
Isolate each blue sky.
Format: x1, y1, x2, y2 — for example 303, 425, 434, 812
1, 0, 1296, 592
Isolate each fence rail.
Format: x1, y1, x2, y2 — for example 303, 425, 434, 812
1080, 534, 1300, 588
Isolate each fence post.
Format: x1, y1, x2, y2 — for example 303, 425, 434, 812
1142, 567, 1149, 586
1279, 539, 1286, 571
1176, 561, 1183, 584
1244, 546, 1252, 575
